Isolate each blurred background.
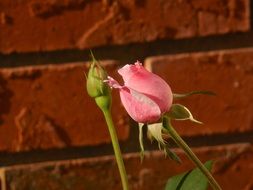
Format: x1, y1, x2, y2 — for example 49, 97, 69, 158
0, 0, 253, 189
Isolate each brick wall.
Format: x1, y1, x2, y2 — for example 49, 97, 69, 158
0, 0, 252, 189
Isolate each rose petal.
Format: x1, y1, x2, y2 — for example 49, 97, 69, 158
104, 76, 122, 89
119, 87, 161, 123
118, 62, 173, 113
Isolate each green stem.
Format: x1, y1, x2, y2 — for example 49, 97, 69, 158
163, 117, 222, 190
103, 110, 129, 190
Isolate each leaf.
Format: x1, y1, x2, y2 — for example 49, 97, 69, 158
173, 91, 216, 99
165, 171, 190, 190
165, 160, 213, 190
166, 104, 202, 124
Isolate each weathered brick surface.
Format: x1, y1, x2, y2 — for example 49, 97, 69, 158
0, 61, 129, 152
145, 48, 253, 136
0, 0, 250, 53
1, 143, 252, 190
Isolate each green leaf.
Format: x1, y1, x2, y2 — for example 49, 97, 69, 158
166, 104, 202, 124
173, 91, 216, 99
165, 160, 213, 190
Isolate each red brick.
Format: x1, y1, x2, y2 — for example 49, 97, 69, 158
0, 0, 250, 53
1, 143, 252, 190
198, 11, 218, 36
0, 61, 129, 152
145, 48, 253, 136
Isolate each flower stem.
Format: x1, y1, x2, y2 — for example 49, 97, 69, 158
103, 110, 129, 190
163, 117, 222, 190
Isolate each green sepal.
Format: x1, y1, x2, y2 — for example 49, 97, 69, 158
164, 145, 182, 164
146, 123, 181, 164
86, 59, 108, 98
86, 52, 112, 111
165, 160, 213, 190
166, 104, 202, 124
147, 123, 165, 145
173, 90, 215, 99
138, 123, 145, 162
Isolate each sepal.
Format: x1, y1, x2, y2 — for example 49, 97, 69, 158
173, 90, 215, 99
86, 52, 112, 111
144, 122, 181, 163
166, 104, 202, 124
138, 123, 145, 162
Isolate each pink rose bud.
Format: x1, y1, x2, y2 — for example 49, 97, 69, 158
105, 61, 173, 123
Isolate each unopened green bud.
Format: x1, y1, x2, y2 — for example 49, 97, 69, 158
86, 55, 111, 111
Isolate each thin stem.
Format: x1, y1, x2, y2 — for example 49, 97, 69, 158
103, 110, 129, 190
163, 117, 222, 190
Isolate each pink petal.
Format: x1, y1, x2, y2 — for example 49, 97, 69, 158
104, 76, 122, 89
119, 87, 161, 123
118, 62, 173, 113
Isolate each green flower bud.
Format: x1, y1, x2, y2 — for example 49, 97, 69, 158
86, 55, 111, 111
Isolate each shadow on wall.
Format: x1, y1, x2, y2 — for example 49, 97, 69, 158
0, 75, 13, 125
